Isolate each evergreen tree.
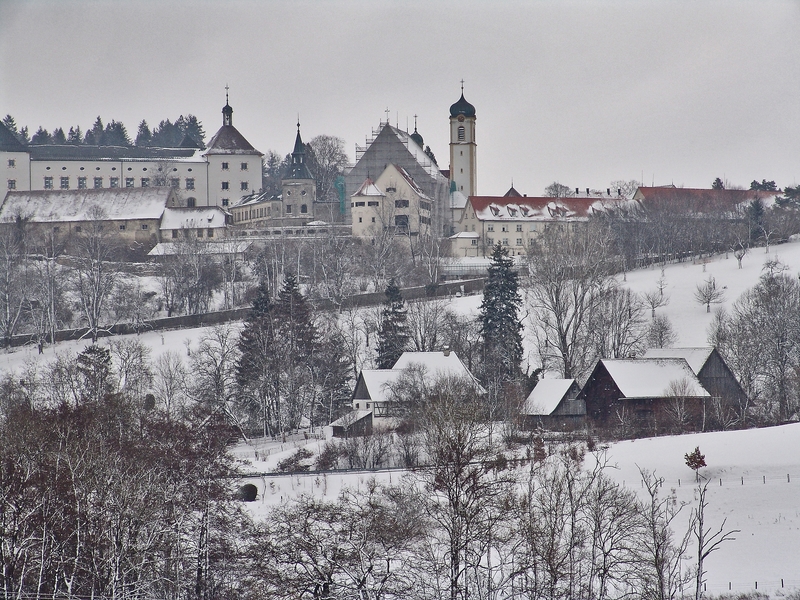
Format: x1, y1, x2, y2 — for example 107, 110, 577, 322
711, 177, 725, 190
17, 126, 29, 145
135, 120, 152, 147
85, 116, 104, 145
479, 244, 523, 381
376, 279, 409, 369
103, 120, 131, 146
30, 126, 52, 145
77, 344, 113, 404
52, 127, 66, 145
177, 114, 206, 148
67, 126, 83, 145
2, 114, 17, 134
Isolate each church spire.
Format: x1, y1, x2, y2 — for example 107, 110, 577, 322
222, 84, 233, 126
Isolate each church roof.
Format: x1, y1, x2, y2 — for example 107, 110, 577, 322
504, 185, 522, 197
0, 188, 175, 222
410, 127, 424, 148
450, 92, 476, 118
0, 121, 26, 152
205, 125, 261, 155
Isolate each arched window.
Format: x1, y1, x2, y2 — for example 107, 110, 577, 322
301, 204, 308, 214
458, 126, 465, 141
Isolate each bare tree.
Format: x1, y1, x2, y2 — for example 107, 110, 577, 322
644, 276, 670, 318
406, 297, 449, 352
646, 314, 678, 349
691, 480, 739, 600
72, 207, 120, 342
694, 276, 725, 313
153, 350, 189, 420
0, 218, 30, 348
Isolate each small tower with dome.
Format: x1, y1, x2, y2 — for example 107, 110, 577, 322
281, 121, 316, 220
449, 82, 477, 197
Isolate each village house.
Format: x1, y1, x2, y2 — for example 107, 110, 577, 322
329, 350, 479, 437
520, 378, 584, 431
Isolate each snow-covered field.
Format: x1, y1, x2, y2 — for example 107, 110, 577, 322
2, 239, 800, 596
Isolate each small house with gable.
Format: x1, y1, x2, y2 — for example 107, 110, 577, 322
521, 378, 584, 431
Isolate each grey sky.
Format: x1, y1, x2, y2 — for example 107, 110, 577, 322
1, 0, 798, 195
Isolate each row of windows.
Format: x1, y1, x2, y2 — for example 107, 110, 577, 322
487, 223, 537, 232
43, 165, 194, 173
234, 206, 273, 222
171, 228, 215, 238
42, 176, 196, 190
221, 181, 248, 191
284, 204, 308, 214
485, 238, 527, 247
221, 162, 248, 171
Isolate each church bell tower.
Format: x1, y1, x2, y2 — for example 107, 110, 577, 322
449, 82, 477, 197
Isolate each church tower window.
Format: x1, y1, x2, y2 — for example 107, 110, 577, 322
458, 126, 465, 141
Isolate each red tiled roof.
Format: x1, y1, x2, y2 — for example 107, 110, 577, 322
634, 187, 779, 212
467, 196, 626, 221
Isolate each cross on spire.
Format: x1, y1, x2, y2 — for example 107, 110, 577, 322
225, 84, 229, 105
414, 114, 418, 130
384, 107, 390, 123
460, 79, 464, 92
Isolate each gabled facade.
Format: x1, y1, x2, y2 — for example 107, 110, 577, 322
521, 378, 584, 431
346, 122, 449, 233
351, 164, 432, 239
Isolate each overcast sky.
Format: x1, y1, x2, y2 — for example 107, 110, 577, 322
1, 0, 798, 196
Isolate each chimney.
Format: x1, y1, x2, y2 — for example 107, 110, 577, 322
607, 188, 611, 196
618, 188, 622, 196
586, 188, 590, 195
443, 347, 451, 357
575, 187, 579, 195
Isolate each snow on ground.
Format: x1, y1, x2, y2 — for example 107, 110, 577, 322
4, 241, 800, 595
233, 423, 800, 596
617, 240, 800, 347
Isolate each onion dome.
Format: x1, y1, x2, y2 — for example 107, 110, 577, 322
449, 93, 476, 118
410, 126, 424, 147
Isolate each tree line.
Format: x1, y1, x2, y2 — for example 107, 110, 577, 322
2, 114, 207, 148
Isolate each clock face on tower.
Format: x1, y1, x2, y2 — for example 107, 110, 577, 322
457, 115, 465, 122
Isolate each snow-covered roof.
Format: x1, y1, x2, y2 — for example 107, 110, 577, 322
449, 231, 480, 239
450, 189, 469, 210
160, 207, 229, 230
640, 348, 715, 375
600, 358, 710, 398
329, 410, 372, 428
392, 351, 478, 384
358, 370, 402, 405
390, 165, 429, 199
522, 378, 576, 415
352, 178, 385, 198
468, 196, 628, 222
148, 240, 251, 256
0, 188, 174, 222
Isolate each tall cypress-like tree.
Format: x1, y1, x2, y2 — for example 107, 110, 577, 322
376, 279, 409, 369
479, 244, 523, 382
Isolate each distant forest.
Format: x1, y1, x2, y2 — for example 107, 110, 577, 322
2, 114, 207, 149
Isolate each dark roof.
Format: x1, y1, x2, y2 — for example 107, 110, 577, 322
450, 93, 476, 118
410, 127, 424, 148
504, 185, 522, 197
0, 121, 26, 152
284, 128, 314, 180
179, 134, 202, 149
26, 144, 198, 161
205, 125, 262, 156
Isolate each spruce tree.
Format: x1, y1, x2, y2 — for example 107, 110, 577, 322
479, 244, 523, 381
376, 279, 409, 369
